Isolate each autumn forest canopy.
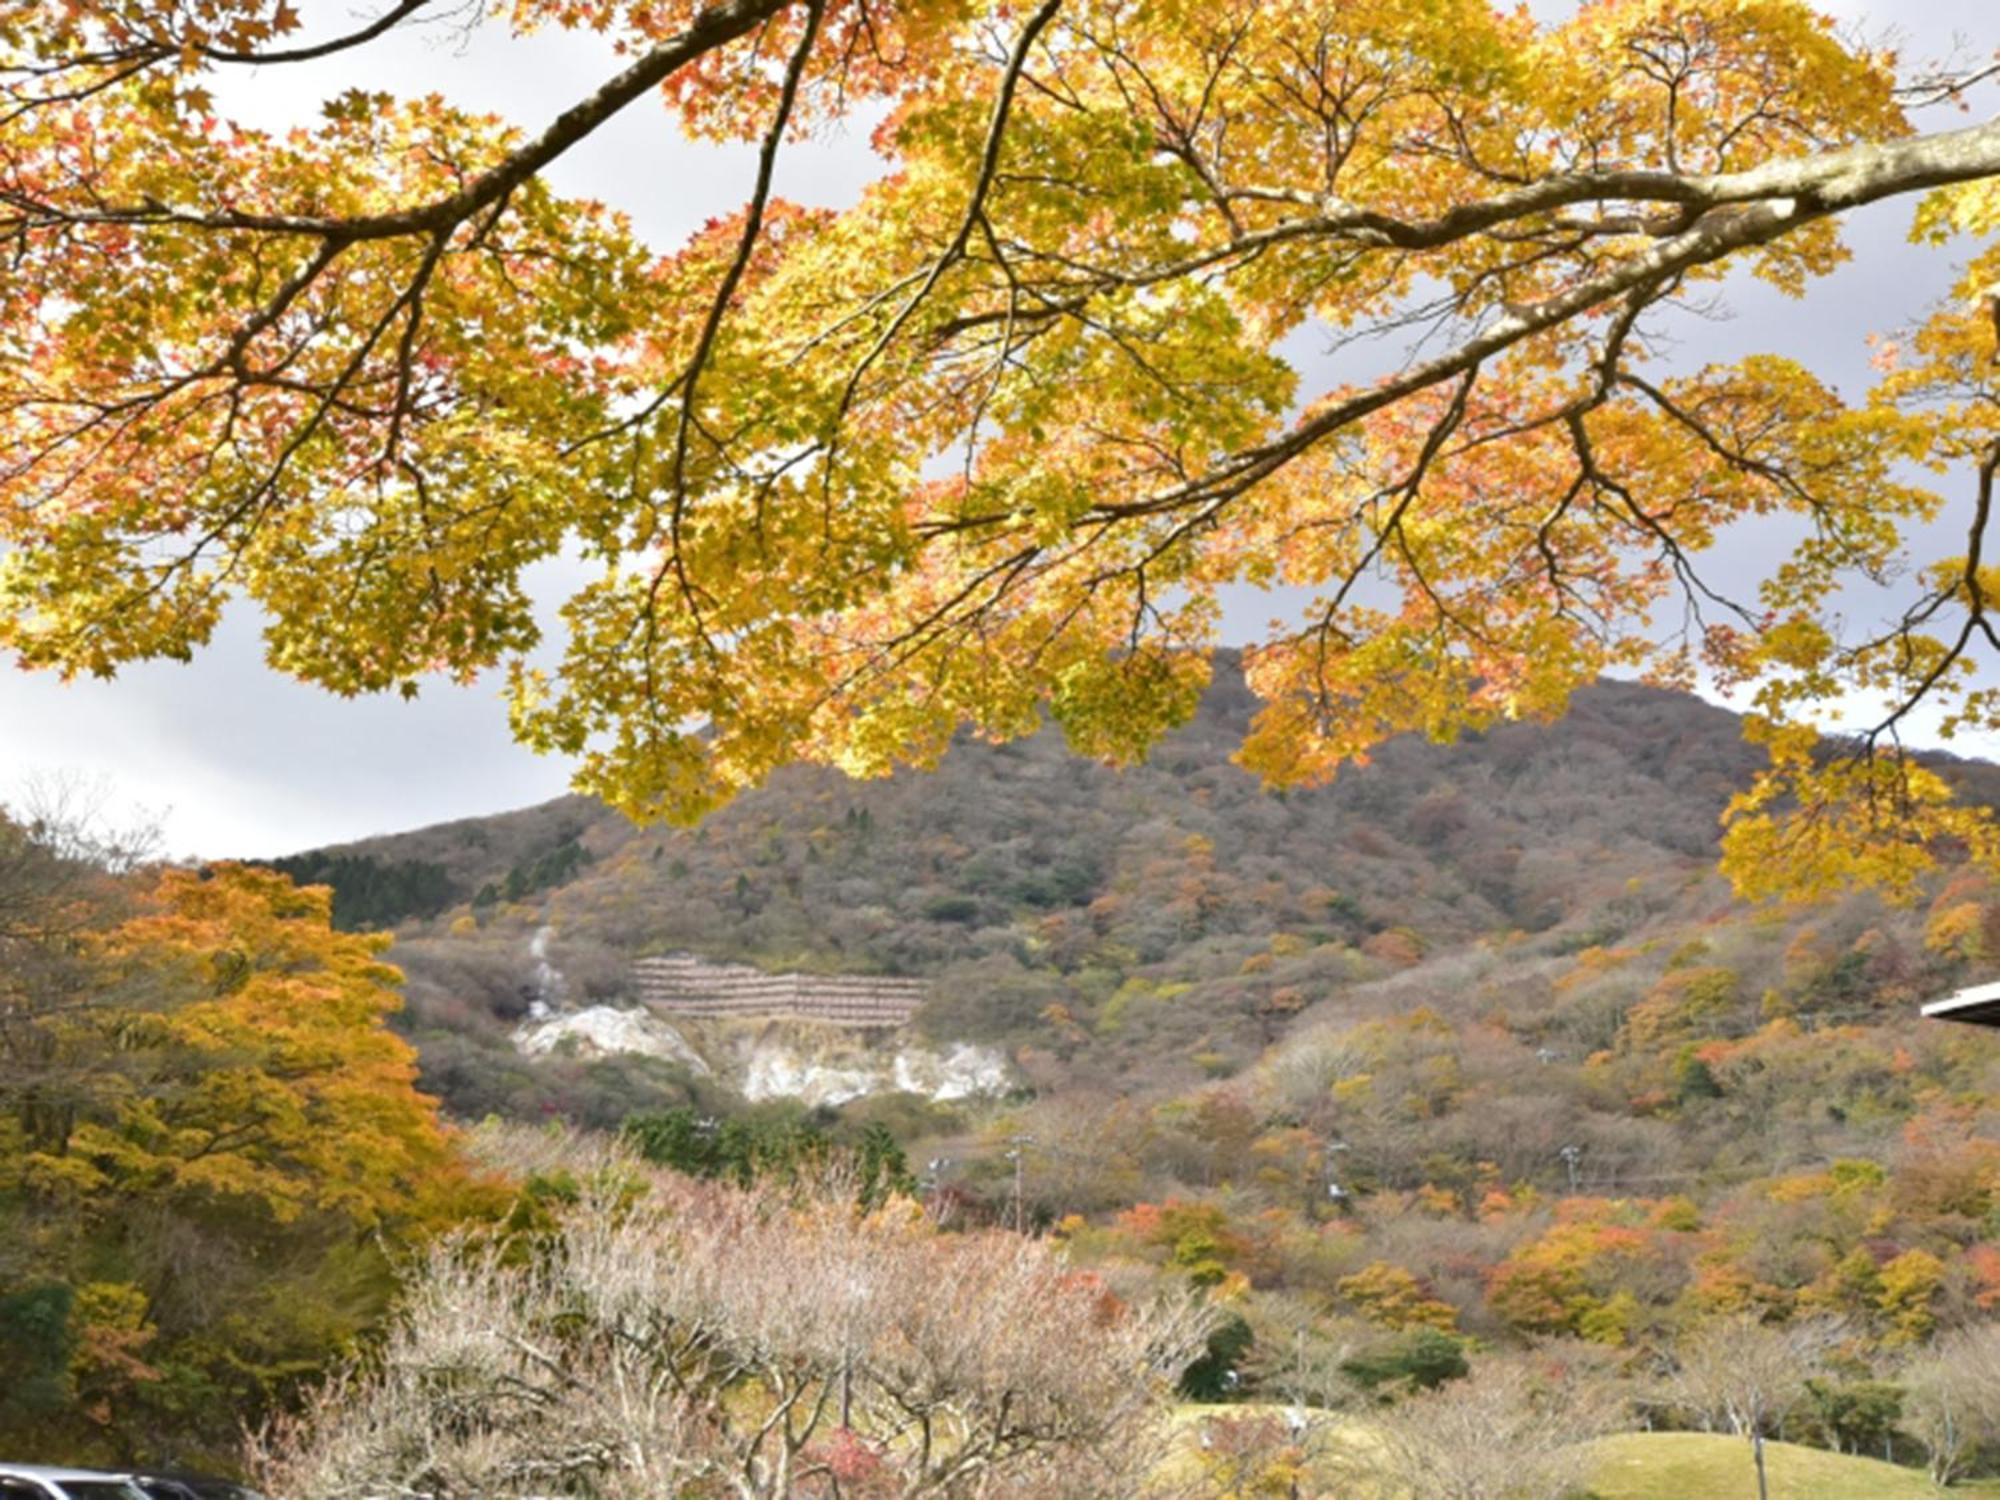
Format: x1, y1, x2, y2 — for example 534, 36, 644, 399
29, 648, 2000, 1490
18, 1, 2000, 1493
5, 0, 2000, 898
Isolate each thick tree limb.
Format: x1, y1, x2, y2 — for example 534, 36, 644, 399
2, 0, 796, 242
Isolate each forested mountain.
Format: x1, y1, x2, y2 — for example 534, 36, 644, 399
17, 660, 2000, 1481
253, 660, 2000, 1407
277, 655, 2000, 1117
16, 0, 2000, 1483
296, 655, 1782, 958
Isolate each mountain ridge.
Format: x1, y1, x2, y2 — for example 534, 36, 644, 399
259, 659, 2000, 1132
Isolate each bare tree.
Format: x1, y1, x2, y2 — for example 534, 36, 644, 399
1663, 1315, 1847, 1500
0, 788, 163, 1159
1902, 1323, 2000, 1486
252, 1124, 1215, 1499
1332, 1347, 1625, 1500
1665, 1316, 1846, 1439
10, 771, 161, 875
1235, 1298, 1373, 1415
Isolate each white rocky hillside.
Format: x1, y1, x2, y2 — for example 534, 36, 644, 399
510, 934, 1015, 1108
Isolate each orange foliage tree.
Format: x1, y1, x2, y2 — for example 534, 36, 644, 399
1, 858, 472, 1467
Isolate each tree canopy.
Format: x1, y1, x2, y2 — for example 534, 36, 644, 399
5, 0, 2000, 893
0, 821, 474, 1467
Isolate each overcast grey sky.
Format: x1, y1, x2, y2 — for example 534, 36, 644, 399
0, 0, 1994, 858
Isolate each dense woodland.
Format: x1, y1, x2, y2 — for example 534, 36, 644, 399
6, 670, 2000, 1487
16, 665, 2000, 1486
11, 0, 2000, 1487
0, 819, 490, 1471
12, 666, 2000, 1486
137, 662, 2000, 1489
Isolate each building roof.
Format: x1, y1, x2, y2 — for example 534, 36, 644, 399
1921, 980, 2000, 1027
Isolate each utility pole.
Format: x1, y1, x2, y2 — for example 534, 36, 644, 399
1558, 1143, 1583, 1195
1005, 1135, 1034, 1234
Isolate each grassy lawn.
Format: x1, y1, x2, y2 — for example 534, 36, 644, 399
1167, 1411, 2000, 1497
1587, 1431, 2000, 1499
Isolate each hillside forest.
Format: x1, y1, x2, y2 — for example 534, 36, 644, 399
11, 0, 2000, 1485
17, 664, 2000, 1492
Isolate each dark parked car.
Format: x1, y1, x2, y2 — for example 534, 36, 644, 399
131, 1477, 261, 1500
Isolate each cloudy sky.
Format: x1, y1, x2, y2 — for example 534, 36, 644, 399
0, 0, 1994, 858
